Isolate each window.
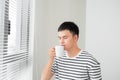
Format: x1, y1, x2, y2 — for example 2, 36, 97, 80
0, 0, 32, 80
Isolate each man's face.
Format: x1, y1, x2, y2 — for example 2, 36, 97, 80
58, 30, 78, 51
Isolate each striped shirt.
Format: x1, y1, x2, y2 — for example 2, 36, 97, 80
52, 50, 102, 80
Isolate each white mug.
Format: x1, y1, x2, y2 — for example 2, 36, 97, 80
55, 45, 64, 57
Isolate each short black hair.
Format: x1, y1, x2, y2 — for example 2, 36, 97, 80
58, 21, 79, 37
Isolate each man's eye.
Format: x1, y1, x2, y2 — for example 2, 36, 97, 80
64, 37, 67, 39
58, 37, 61, 39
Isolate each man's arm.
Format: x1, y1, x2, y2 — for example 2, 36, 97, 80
41, 47, 55, 80
41, 58, 54, 80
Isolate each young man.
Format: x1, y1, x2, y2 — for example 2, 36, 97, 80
41, 22, 102, 80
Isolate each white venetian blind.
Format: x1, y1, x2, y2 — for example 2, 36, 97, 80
0, 0, 32, 80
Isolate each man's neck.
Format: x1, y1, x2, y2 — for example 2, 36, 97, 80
67, 46, 81, 58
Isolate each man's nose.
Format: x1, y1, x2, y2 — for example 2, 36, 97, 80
60, 38, 64, 45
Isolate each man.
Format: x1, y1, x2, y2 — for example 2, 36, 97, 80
41, 21, 102, 80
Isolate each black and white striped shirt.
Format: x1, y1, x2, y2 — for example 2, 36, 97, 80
52, 50, 102, 80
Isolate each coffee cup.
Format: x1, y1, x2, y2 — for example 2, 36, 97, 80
55, 45, 64, 57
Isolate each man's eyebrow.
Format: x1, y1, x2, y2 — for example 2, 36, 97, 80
58, 35, 67, 38
58, 36, 61, 38
58, 36, 60, 38
63, 36, 67, 38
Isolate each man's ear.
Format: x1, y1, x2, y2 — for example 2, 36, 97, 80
74, 35, 78, 41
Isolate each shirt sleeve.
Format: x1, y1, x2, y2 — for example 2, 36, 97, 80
88, 62, 102, 80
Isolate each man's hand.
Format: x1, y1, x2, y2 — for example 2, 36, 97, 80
48, 47, 56, 60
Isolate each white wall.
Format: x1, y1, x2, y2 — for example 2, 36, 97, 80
85, 0, 120, 80
34, 0, 49, 80
47, 0, 86, 49
34, 0, 86, 80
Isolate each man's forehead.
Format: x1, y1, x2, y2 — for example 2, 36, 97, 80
58, 30, 71, 37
